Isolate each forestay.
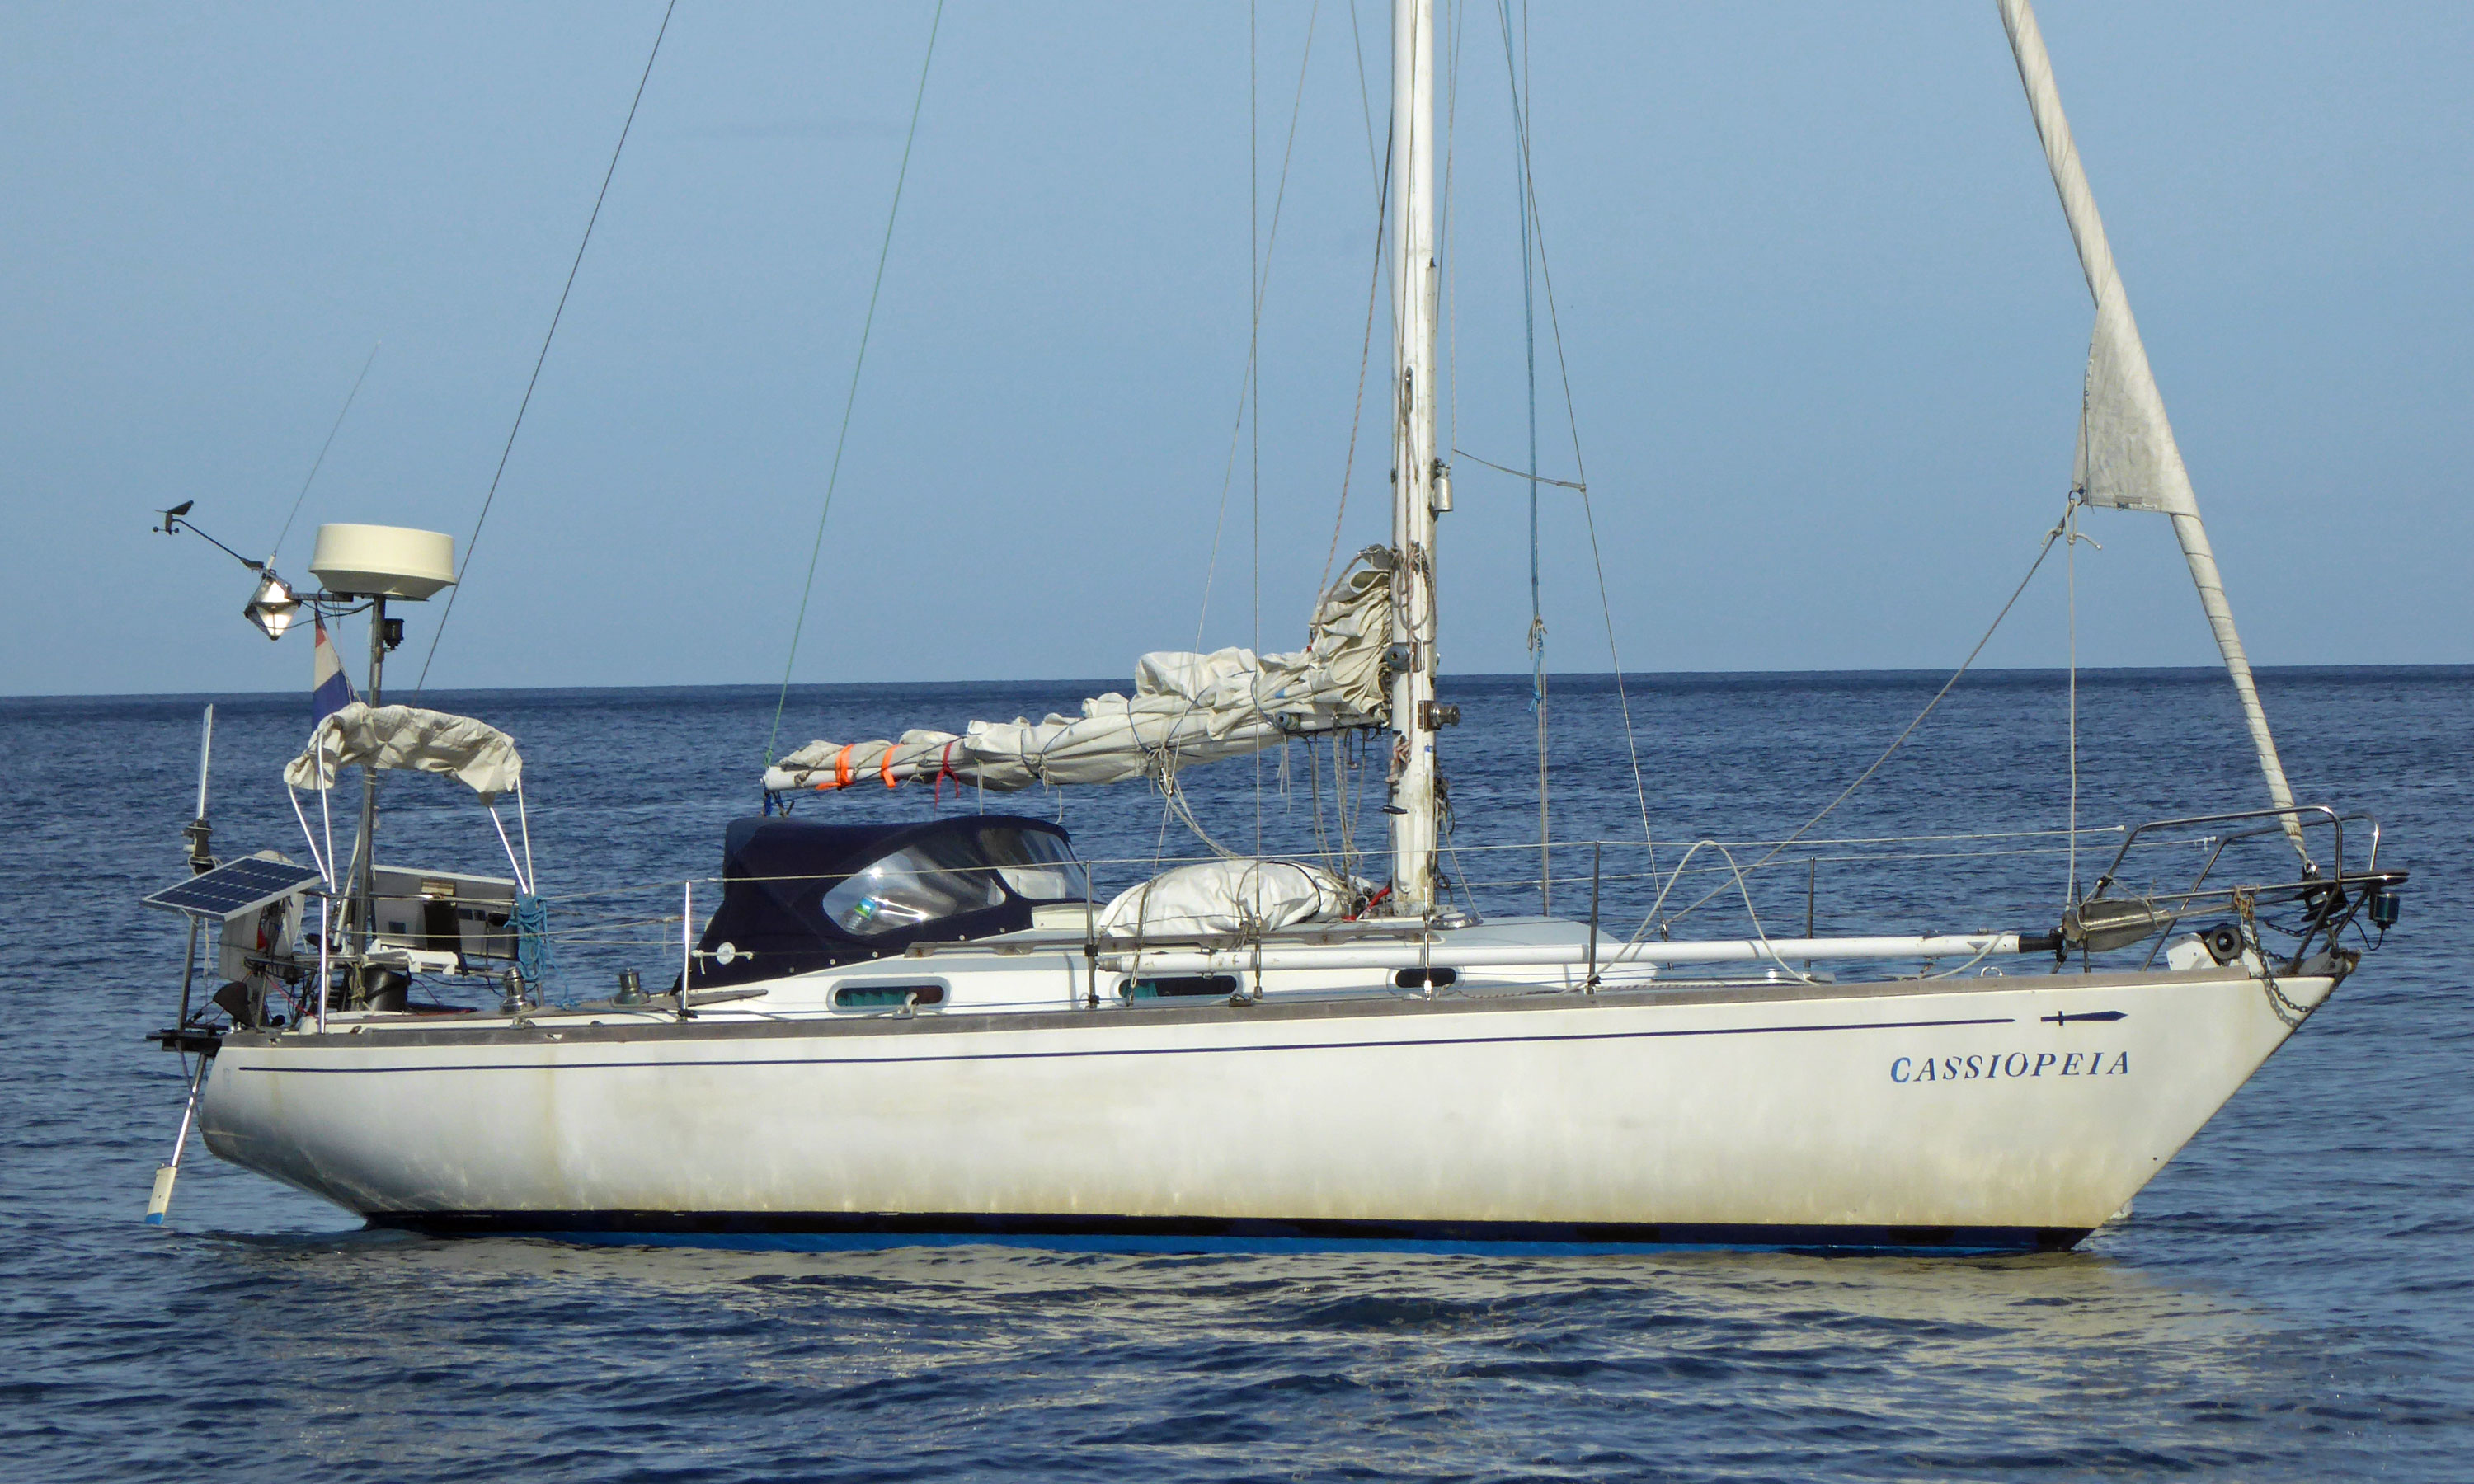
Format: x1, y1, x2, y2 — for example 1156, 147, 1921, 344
1998, 0, 2306, 857
765, 548, 1394, 795
282, 702, 524, 799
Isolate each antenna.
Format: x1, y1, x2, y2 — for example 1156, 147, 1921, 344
301, 523, 456, 977
184, 705, 215, 876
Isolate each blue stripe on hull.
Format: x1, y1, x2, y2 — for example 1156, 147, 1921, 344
232, 1012, 2021, 1076
365, 1210, 2091, 1256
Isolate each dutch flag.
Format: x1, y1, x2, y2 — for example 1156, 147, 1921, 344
313, 618, 356, 726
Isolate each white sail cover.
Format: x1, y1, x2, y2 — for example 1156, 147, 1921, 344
282, 702, 524, 799
766, 549, 1394, 795
1097, 859, 1359, 939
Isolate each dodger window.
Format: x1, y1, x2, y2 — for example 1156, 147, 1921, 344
823, 846, 1004, 936
980, 824, 1088, 902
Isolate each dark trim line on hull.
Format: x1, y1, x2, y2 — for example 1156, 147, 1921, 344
366, 1209, 2091, 1255
231, 1012, 2019, 1077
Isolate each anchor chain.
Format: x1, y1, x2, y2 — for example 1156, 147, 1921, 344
2233, 887, 2312, 1029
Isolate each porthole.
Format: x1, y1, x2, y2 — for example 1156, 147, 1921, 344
1118, 975, 1240, 1000
832, 983, 947, 1010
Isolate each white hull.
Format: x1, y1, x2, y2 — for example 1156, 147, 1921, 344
200, 961, 2330, 1251
143, 0, 2392, 1261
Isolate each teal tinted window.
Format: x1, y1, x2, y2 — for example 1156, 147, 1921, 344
832, 983, 946, 1010
1119, 974, 1239, 1000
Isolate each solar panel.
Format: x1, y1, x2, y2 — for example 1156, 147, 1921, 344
143, 856, 327, 919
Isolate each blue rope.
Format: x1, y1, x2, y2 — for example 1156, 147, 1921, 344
514, 892, 557, 995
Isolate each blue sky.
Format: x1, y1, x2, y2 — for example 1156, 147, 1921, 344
5, 2, 2467, 697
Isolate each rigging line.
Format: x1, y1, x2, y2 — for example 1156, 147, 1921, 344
1448, 448, 1579, 489
2062, 495, 2098, 908
1313, 133, 1391, 608
1496, 0, 1547, 913
1451, 837, 2175, 890
761, 0, 945, 765
1167, 775, 1247, 861
1159, 0, 1317, 867
1343, 0, 1382, 197
1650, 505, 2074, 933
268, 340, 381, 565
530, 821, 2157, 903
1573, 475, 1653, 859
414, 0, 675, 697
1308, 731, 1327, 857
1189, 0, 1321, 655
1502, 73, 1653, 862
2068, 495, 2080, 906
1435, 823, 2137, 854
1252, 0, 1262, 858
1445, 0, 1455, 470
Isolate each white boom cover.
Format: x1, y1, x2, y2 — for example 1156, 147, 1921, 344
282, 702, 524, 800
1999, 0, 2304, 852
1097, 858, 1358, 939
767, 549, 1394, 795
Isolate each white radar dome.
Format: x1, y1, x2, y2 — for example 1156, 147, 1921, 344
308, 524, 457, 600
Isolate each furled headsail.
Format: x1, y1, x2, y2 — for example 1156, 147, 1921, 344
1998, 0, 2306, 857
2000, 1, 2198, 521
764, 548, 1394, 796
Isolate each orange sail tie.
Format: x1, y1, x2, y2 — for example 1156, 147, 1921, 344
821, 743, 856, 791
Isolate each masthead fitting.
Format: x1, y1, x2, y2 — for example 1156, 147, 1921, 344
308, 524, 456, 601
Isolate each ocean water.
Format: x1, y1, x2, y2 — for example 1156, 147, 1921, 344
2, 667, 2467, 1481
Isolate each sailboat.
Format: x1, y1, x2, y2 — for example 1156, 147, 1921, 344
144, 0, 2404, 1251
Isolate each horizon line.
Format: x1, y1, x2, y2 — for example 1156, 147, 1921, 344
6, 660, 2468, 707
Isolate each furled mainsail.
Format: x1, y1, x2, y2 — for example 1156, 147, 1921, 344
764, 548, 1395, 796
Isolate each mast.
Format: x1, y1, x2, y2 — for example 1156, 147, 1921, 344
1387, 0, 1443, 914
353, 596, 388, 965
1997, 0, 2309, 864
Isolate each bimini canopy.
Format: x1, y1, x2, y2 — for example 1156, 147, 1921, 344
692, 815, 1087, 989
763, 547, 1393, 796
282, 702, 524, 800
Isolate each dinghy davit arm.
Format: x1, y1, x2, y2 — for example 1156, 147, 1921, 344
1997, 0, 2310, 866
